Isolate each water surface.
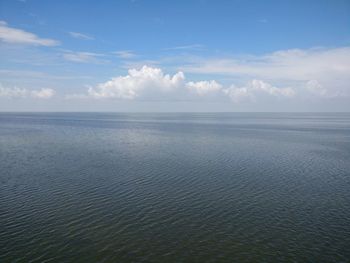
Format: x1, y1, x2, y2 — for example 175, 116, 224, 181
1, 113, 350, 262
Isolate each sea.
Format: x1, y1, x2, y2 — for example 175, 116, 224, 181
1, 112, 350, 262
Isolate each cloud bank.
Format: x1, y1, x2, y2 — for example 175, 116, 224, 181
83, 66, 303, 102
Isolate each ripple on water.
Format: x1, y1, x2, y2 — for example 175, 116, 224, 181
1, 113, 350, 262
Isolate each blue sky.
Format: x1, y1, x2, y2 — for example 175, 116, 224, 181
0, 0, 350, 111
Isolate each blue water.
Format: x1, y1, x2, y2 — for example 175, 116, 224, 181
1, 113, 350, 262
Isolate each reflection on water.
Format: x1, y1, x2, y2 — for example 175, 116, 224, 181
1, 113, 350, 262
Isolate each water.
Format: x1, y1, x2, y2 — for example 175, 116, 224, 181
1, 112, 350, 262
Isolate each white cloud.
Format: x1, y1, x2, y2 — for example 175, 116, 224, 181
223, 80, 295, 103
164, 44, 204, 51
69, 31, 94, 40
223, 86, 252, 103
63, 51, 106, 63
249, 79, 295, 97
0, 84, 55, 99
0, 21, 59, 46
182, 47, 350, 97
0, 69, 92, 80
303, 79, 344, 98
305, 80, 327, 97
88, 65, 185, 99
31, 88, 55, 99
84, 66, 297, 102
183, 47, 350, 80
113, 50, 136, 59
186, 80, 222, 95
0, 86, 27, 98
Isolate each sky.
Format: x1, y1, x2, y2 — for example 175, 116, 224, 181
0, 0, 350, 112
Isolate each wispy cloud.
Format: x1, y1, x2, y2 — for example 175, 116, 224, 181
69, 31, 94, 40
182, 47, 350, 79
164, 44, 205, 51
0, 69, 92, 80
63, 51, 107, 63
120, 59, 160, 69
113, 50, 136, 59
180, 47, 350, 97
0, 21, 59, 46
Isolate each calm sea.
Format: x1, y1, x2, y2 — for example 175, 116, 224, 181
1, 113, 350, 262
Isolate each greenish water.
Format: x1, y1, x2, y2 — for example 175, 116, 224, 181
1, 113, 350, 262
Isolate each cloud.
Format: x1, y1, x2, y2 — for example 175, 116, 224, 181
186, 80, 222, 96
303, 79, 344, 98
182, 47, 350, 79
223, 80, 295, 103
88, 65, 185, 99
63, 51, 106, 63
0, 69, 92, 80
82, 66, 297, 103
182, 47, 350, 97
0, 84, 55, 99
113, 50, 136, 59
31, 88, 55, 99
0, 86, 27, 98
223, 86, 253, 103
69, 31, 94, 40
120, 59, 160, 70
0, 21, 59, 46
164, 44, 205, 51
305, 80, 327, 97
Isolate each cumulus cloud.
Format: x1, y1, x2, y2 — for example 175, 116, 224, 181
0, 21, 59, 46
0, 84, 55, 99
223, 85, 252, 103
83, 66, 298, 103
248, 80, 295, 97
88, 65, 185, 99
223, 80, 295, 103
0, 86, 27, 98
31, 88, 55, 99
305, 80, 327, 97
186, 80, 222, 95
303, 79, 345, 98
69, 31, 94, 40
